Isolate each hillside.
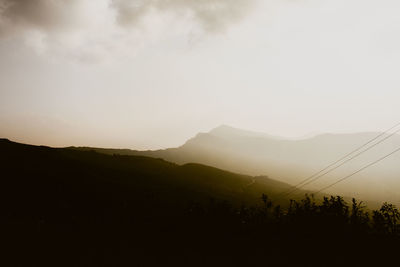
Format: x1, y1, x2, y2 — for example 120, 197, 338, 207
75, 125, 400, 205
2, 138, 398, 267
0, 138, 294, 266
0, 138, 303, 208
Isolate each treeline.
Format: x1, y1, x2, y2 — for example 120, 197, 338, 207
180, 194, 400, 266
187, 194, 400, 236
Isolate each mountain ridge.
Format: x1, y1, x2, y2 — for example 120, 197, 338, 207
68, 125, 400, 205
0, 138, 305, 205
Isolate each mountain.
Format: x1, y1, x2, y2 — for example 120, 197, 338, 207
0, 138, 303, 209
73, 125, 400, 205
2, 138, 397, 267
0, 138, 314, 266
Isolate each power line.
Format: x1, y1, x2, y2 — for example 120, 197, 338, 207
314, 146, 400, 194
283, 127, 400, 197
277, 121, 400, 198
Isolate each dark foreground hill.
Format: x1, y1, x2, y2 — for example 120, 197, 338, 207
0, 138, 301, 207
1, 139, 399, 267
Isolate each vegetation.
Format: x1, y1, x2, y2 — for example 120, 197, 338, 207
1, 139, 399, 266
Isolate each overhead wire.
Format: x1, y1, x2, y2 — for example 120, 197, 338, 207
282, 127, 400, 197
314, 146, 400, 194
276, 121, 400, 198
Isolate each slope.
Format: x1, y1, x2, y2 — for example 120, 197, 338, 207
73, 125, 400, 205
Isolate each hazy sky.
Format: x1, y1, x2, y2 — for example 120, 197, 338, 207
1, 0, 400, 149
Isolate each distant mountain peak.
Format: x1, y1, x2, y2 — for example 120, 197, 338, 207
209, 125, 239, 133
208, 125, 283, 140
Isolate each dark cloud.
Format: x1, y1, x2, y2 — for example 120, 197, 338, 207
0, 0, 87, 34
0, 0, 256, 60
0, 0, 255, 35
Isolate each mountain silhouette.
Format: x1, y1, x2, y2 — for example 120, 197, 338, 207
2, 137, 399, 267
0, 138, 304, 210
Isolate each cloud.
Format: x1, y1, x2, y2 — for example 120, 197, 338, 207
0, 0, 115, 33
0, 0, 257, 61
113, 0, 256, 32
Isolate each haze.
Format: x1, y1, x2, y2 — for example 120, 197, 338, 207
1, 0, 400, 149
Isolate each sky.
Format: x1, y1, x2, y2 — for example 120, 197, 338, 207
1, 0, 400, 149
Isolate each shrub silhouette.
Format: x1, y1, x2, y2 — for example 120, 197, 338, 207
192, 193, 400, 239
374, 202, 400, 234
